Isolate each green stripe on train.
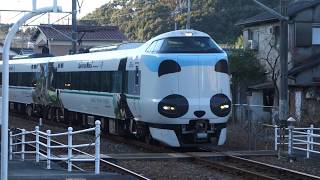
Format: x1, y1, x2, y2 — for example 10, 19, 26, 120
60, 90, 140, 100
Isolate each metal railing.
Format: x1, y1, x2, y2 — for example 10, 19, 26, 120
9, 120, 101, 174
274, 124, 320, 158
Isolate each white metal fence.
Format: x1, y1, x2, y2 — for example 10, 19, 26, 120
274, 124, 320, 158
9, 120, 101, 174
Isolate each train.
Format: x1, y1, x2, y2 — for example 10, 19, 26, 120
0, 30, 231, 147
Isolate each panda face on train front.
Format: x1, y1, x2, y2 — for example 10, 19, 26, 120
139, 30, 231, 147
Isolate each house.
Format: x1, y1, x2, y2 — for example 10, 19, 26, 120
0, 43, 18, 60
31, 24, 127, 56
237, 0, 320, 123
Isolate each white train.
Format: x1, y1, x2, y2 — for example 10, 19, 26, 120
1, 30, 231, 147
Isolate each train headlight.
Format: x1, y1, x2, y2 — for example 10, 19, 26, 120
210, 94, 231, 117
162, 106, 176, 111
158, 94, 189, 118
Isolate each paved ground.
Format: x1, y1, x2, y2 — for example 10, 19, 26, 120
6, 160, 134, 180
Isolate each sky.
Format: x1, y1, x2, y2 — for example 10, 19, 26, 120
0, 0, 109, 25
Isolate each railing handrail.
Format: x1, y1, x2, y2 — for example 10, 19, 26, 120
274, 124, 319, 159
9, 119, 101, 174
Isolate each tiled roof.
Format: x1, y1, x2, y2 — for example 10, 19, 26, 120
33, 24, 127, 42
237, 0, 320, 26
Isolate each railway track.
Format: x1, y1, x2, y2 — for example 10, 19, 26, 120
193, 147, 320, 180
10, 113, 320, 180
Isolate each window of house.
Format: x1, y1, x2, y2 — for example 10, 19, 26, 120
312, 26, 320, 45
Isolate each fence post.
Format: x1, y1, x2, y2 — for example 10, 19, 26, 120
46, 130, 51, 170
39, 118, 43, 127
21, 129, 25, 161
68, 127, 73, 172
9, 131, 12, 160
307, 130, 311, 159
274, 125, 278, 151
288, 126, 293, 156
95, 120, 101, 175
35, 126, 40, 162
310, 124, 314, 150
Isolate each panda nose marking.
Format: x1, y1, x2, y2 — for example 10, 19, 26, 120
194, 111, 206, 118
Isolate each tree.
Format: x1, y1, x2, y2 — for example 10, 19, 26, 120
229, 49, 266, 87
82, 0, 280, 43
260, 38, 280, 105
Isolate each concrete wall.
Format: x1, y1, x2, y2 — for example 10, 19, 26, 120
290, 4, 320, 66
243, 23, 280, 80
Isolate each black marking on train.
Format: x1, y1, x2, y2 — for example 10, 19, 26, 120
158, 60, 181, 77
118, 58, 128, 71
158, 94, 188, 118
215, 59, 229, 74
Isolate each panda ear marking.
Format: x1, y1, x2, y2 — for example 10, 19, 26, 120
158, 60, 181, 77
215, 59, 228, 74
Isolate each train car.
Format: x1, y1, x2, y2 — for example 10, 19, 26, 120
0, 30, 231, 147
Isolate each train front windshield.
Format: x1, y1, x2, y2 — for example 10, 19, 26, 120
158, 37, 223, 54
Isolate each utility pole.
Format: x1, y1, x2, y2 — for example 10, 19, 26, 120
71, 0, 77, 54
279, 0, 288, 126
186, 0, 191, 29
279, 0, 289, 157
252, 0, 289, 155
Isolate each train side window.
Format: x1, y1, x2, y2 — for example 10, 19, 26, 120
80, 71, 90, 91
71, 72, 80, 90
111, 71, 122, 93
64, 72, 71, 89
58, 72, 66, 89
100, 71, 111, 92
9, 73, 18, 86
91, 71, 101, 91
0, 73, 2, 85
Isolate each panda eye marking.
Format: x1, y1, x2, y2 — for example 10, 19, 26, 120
158, 60, 181, 77
215, 59, 229, 74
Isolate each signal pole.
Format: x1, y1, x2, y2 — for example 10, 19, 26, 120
71, 0, 77, 54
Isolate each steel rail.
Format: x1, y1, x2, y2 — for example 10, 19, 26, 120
198, 147, 320, 180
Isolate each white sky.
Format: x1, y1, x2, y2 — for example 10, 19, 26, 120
0, 0, 109, 25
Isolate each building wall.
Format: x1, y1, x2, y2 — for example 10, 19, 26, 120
290, 4, 320, 66
243, 23, 280, 80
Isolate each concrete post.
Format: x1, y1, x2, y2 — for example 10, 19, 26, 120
39, 118, 43, 127
46, 130, 51, 169
9, 132, 12, 161
307, 130, 311, 159
35, 126, 39, 163
67, 127, 73, 172
274, 125, 278, 151
287, 117, 296, 160
21, 129, 25, 161
310, 124, 314, 150
95, 120, 101, 174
